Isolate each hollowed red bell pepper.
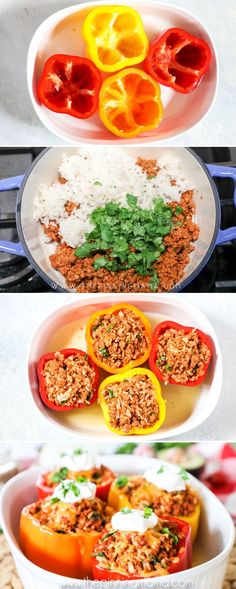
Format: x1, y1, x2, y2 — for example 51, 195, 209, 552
149, 321, 213, 386
92, 516, 192, 580
37, 348, 99, 411
37, 54, 102, 118
144, 28, 211, 94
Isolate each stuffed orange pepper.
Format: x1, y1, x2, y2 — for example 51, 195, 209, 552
98, 368, 165, 435
92, 508, 192, 579
86, 303, 152, 374
20, 479, 113, 579
83, 6, 149, 73
108, 464, 200, 542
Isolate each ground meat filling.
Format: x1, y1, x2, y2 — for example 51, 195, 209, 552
44, 465, 112, 489
49, 189, 199, 293
27, 497, 113, 534
93, 519, 184, 576
156, 328, 211, 384
103, 375, 159, 433
42, 351, 96, 407
91, 309, 149, 368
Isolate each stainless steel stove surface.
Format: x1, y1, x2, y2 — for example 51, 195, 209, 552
0, 147, 235, 293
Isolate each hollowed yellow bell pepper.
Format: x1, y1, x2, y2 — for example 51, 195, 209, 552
19, 507, 101, 578
86, 303, 152, 374
98, 367, 166, 435
108, 478, 200, 542
83, 6, 149, 73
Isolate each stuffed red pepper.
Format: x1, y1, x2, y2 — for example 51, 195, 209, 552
92, 508, 192, 579
37, 348, 99, 410
149, 321, 213, 386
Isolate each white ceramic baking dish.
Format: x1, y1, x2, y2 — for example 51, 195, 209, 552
27, 0, 218, 144
27, 293, 223, 440
0, 456, 234, 589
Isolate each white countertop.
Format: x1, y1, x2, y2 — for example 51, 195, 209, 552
0, 292, 235, 441
0, 0, 235, 146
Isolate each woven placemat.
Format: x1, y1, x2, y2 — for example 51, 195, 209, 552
0, 532, 235, 589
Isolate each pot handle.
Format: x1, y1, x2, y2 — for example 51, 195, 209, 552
0, 174, 26, 257
206, 164, 236, 245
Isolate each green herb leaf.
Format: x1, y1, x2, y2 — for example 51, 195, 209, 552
143, 507, 153, 519
165, 363, 172, 372
121, 507, 132, 514
102, 530, 117, 542
76, 476, 88, 483
149, 272, 159, 292
107, 389, 115, 398
179, 467, 189, 481
93, 552, 108, 559
99, 347, 110, 358
175, 206, 183, 215
147, 175, 156, 180
126, 193, 138, 207
94, 181, 102, 186
93, 257, 108, 270
157, 465, 165, 474
50, 497, 60, 504
161, 527, 179, 546
51, 467, 68, 483
74, 448, 83, 455
115, 475, 128, 488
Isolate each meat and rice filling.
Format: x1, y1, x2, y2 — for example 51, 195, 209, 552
156, 328, 211, 384
103, 374, 159, 433
93, 519, 184, 576
44, 465, 111, 489
42, 351, 95, 407
27, 497, 113, 534
91, 309, 149, 368
116, 477, 199, 518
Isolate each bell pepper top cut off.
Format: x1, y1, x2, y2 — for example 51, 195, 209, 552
144, 28, 211, 93
99, 68, 163, 138
37, 54, 102, 118
83, 6, 149, 72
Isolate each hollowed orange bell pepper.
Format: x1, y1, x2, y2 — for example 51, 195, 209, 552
83, 6, 149, 73
108, 476, 200, 542
86, 303, 152, 374
19, 506, 100, 579
98, 367, 166, 435
99, 68, 163, 138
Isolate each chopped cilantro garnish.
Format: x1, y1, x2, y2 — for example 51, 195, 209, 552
76, 476, 88, 483
179, 467, 189, 481
161, 527, 179, 546
107, 389, 115, 398
94, 180, 102, 186
115, 475, 128, 488
102, 530, 117, 542
121, 507, 132, 514
74, 448, 83, 455
143, 507, 153, 519
74, 197, 174, 278
99, 347, 110, 358
165, 363, 172, 372
175, 205, 183, 215
147, 175, 156, 180
51, 467, 68, 483
93, 552, 108, 559
157, 465, 165, 474
50, 497, 60, 504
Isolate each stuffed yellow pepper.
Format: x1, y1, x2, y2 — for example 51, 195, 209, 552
98, 367, 166, 435
86, 303, 152, 374
108, 463, 200, 542
20, 479, 113, 579
83, 5, 149, 72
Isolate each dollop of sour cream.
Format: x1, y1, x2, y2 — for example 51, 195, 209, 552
144, 465, 187, 493
58, 450, 95, 472
111, 508, 158, 533
51, 479, 96, 503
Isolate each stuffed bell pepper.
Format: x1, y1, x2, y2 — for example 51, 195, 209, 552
37, 348, 99, 410
36, 448, 115, 501
98, 368, 166, 435
20, 479, 114, 579
92, 508, 192, 579
83, 6, 149, 73
86, 304, 152, 374
108, 463, 200, 542
144, 28, 211, 94
149, 321, 213, 386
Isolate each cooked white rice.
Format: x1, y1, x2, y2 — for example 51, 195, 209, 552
34, 148, 194, 248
